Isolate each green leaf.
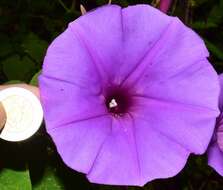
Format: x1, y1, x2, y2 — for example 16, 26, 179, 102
0, 34, 13, 58
191, 21, 217, 29
205, 40, 223, 61
4, 80, 23, 84
32, 167, 64, 190
207, 0, 223, 25
0, 168, 32, 190
30, 70, 42, 86
2, 55, 35, 81
194, 0, 210, 6
22, 33, 48, 64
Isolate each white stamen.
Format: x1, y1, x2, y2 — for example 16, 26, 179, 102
109, 98, 118, 108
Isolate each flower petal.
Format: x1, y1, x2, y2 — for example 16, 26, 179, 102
208, 142, 223, 176
131, 59, 219, 125
69, 5, 173, 84
219, 74, 223, 109
121, 17, 209, 87
87, 116, 142, 186
69, 5, 123, 83
39, 75, 107, 129
42, 27, 101, 92
131, 96, 218, 154
132, 116, 189, 184
116, 5, 172, 84
87, 115, 189, 186
49, 115, 111, 173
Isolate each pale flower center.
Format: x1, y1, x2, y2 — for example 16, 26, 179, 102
105, 86, 132, 116
109, 98, 118, 108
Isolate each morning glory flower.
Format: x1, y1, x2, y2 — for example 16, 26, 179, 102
208, 74, 223, 175
39, 4, 219, 186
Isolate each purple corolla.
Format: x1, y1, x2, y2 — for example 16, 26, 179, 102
208, 74, 223, 176
39, 4, 219, 186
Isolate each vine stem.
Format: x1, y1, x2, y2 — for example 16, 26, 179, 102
70, 0, 76, 11
57, 0, 70, 12
171, 0, 178, 14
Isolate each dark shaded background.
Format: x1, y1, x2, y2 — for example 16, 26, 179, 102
0, 0, 223, 189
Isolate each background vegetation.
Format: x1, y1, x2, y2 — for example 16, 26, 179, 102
0, 0, 223, 189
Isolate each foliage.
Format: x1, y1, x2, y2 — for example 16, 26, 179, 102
0, 0, 223, 189
0, 168, 32, 190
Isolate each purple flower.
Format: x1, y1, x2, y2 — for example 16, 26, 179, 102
208, 74, 223, 175
159, 0, 172, 13
39, 4, 219, 186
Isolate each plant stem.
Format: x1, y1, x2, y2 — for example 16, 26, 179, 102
57, 0, 69, 12
171, 0, 178, 14
70, 0, 76, 11
185, 0, 190, 25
